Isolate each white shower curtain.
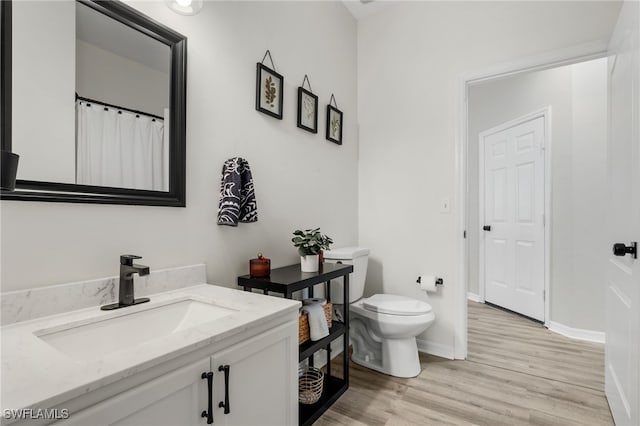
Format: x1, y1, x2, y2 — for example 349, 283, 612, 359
76, 101, 168, 191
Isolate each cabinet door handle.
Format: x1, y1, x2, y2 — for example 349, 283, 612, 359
201, 372, 214, 424
218, 365, 230, 414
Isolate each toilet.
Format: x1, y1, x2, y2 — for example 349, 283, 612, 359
323, 247, 435, 378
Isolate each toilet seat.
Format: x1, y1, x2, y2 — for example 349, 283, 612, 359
363, 294, 432, 316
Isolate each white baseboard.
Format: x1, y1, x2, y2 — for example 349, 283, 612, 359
416, 338, 455, 360
547, 321, 605, 344
467, 292, 482, 303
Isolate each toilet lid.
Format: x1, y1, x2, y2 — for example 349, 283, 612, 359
363, 294, 432, 316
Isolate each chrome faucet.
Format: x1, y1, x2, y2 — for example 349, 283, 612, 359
101, 255, 150, 310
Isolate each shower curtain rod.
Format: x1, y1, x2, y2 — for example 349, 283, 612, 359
75, 93, 164, 121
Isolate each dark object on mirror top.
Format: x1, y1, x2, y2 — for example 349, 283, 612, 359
101, 255, 150, 310
0, 150, 19, 191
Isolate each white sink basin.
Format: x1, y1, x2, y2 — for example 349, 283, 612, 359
34, 299, 236, 361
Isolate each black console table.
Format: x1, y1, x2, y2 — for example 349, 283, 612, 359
237, 263, 353, 426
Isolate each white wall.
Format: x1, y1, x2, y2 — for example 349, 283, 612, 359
1, 1, 358, 292
76, 40, 169, 117
467, 58, 608, 332
12, 1, 76, 184
357, 1, 620, 356
567, 59, 609, 331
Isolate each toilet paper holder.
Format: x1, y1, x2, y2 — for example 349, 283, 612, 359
416, 276, 444, 286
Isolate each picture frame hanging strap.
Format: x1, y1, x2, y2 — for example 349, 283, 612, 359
301, 75, 313, 93
261, 50, 277, 71
329, 94, 338, 108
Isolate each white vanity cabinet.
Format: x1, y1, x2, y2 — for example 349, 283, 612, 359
56, 322, 298, 426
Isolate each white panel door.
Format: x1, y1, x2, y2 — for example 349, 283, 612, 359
481, 115, 545, 321
605, 1, 640, 425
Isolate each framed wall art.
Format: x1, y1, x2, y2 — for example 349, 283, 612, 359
297, 75, 318, 133
326, 94, 343, 145
255, 50, 283, 119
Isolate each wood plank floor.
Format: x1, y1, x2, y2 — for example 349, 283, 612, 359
315, 301, 613, 426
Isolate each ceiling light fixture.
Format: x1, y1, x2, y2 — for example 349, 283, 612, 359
165, 0, 203, 16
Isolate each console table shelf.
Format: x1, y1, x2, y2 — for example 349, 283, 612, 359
299, 321, 345, 362
238, 263, 353, 426
299, 376, 347, 426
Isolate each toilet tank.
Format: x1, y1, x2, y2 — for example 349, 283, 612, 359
323, 247, 369, 304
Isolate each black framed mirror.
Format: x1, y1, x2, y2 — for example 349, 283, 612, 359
0, 0, 187, 206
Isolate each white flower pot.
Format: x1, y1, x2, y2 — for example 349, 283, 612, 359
300, 255, 319, 272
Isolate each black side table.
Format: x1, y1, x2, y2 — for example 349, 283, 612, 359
238, 263, 353, 426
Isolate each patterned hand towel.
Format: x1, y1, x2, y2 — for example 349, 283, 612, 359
217, 157, 258, 226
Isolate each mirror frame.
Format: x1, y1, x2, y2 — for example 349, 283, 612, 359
0, 0, 187, 207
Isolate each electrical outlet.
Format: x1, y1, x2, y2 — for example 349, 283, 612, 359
440, 197, 451, 213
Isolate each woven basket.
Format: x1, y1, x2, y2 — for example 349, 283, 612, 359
298, 367, 324, 404
299, 303, 332, 344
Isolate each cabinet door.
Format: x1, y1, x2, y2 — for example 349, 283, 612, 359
212, 322, 298, 426
57, 358, 210, 426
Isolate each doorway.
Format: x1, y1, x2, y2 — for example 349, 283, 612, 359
478, 111, 547, 322
465, 57, 608, 337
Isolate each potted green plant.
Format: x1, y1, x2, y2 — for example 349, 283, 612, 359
292, 228, 325, 272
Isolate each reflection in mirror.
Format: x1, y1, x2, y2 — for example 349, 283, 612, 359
3, 0, 186, 206
12, 1, 171, 192
75, 2, 170, 191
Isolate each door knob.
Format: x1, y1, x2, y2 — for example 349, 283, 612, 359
483, 225, 491, 231
612, 242, 637, 259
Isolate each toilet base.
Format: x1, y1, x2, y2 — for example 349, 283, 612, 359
352, 338, 421, 378
383, 338, 421, 377
350, 320, 422, 378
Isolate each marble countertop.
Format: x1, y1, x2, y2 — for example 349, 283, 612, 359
1, 284, 300, 414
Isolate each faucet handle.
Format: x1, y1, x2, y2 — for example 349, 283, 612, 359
120, 254, 142, 266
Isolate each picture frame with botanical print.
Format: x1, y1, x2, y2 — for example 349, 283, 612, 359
255, 63, 284, 119
326, 104, 343, 145
297, 87, 318, 133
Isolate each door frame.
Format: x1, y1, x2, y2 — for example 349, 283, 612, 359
454, 40, 610, 359
477, 108, 551, 325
